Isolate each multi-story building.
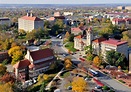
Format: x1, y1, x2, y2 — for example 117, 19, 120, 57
112, 18, 131, 25
101, 39, 128, 59
18, 13, 44, 32
13, 48, 54, 81
74, 27, 128, 60
0, 17, 10, 26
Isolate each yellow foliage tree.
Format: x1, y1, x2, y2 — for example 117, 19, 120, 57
0, 64, 7, 76
65, 31, 70, 39
0, 82, 13, 92
93, 56, 101, 67
72, 77, 88, 92
64, 58, 72, 69
43, 74, 49, 81
8, 46, 23, 65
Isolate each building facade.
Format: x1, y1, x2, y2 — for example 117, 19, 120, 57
13, 48, 54, 81
0, 17, 10, 26
18, 13, 44, 32
74, 27, 128, 60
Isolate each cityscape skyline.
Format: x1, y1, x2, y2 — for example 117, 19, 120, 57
0, 0, 131, 4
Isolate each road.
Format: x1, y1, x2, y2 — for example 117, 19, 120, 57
51, 37, 131, 92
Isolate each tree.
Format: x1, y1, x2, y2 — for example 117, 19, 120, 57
0, 64, 7, 76
11, 42, 18, 48
106, 50, 127, 69
72, 77, 88, 92
93, 56, 102, 67
55, 19, 64, 29
65, 31, 70, 39
64, 58, 72, 69
2, 39, 10, 50
0, 82, 14, 92
0, 73, 15, 83
86, 52, 94, 61
8, 46, 23, 65
68, 34, 74, 42
39, 82, 46, 92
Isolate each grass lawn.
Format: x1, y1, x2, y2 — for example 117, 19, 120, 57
18, 35, 26, 39
60, 71, 70, 78
65, 42, 76, 52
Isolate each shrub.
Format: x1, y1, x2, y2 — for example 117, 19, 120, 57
119, 80, 125, 83
102, 85, 110, 90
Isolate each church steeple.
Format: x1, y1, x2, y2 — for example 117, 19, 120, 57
86, 27, 93, 46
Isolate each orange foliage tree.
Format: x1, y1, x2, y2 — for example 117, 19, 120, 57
93, 56, 102, 67
0, 82, 14, 92
64, 58, 72, 69
0, 73, 15, 83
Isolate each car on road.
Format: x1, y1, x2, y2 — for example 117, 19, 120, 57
95, 85, 102, 89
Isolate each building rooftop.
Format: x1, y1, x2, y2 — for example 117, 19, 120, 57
30, 48, 54, 61
20, 16, 42, 21
13, 59, 31, 69
93, 37, 106, 43
102, 39, 127, 46
75, 35, 82, 39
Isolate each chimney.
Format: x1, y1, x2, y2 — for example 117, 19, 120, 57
30, 13, 33, 17
27, 13, 30, 17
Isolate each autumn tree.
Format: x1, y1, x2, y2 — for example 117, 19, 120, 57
8, 46, 23, 65
0, 82, 14, 92
93, 56, 102, 67
0, 73, 15, 83
64, 58, 72, 69
72, 77, 88, 92
65, 31, 70, 39
0, 64, 7, 76
11, 42, 18, 48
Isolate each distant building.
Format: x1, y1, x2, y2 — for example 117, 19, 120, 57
18, 13, 44, 32
63, 12, 73, 16
125, 6, 131, 10
112, 18, 131, 25
0, 51, 9, 63
13, 48, 54, 81
0, 17, 11, 26
129, 48, 131, 73
117, 6, 125, 10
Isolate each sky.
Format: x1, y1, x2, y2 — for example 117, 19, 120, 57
0, 0, 131, 4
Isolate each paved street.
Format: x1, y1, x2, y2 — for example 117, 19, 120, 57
51, 37, 131, 92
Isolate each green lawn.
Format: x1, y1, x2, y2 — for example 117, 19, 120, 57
65, 42, 76, 52
60, 71, 70, 78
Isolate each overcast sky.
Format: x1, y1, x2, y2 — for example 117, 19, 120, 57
0, 0, 131, 4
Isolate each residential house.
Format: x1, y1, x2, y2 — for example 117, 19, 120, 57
112, 18, 131, 25
13, 48, 55, 81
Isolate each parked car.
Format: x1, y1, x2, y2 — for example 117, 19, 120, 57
67, 86, 72, 90
95, 85, 102, 89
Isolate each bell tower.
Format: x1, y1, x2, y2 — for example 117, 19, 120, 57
86, 27, 93, 46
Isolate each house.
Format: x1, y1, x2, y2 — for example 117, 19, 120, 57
0, 51, 9, 63
13, 48, 55, 81
18, 12, 44, 32
0, 17, 11, 26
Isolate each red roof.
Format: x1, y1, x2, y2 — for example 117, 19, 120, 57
93, 37, 106, 43
75, 35, 82, 39
71, 27, 82, 32
20, 16, 42, 21
30, 48, 54, 61
102, 39, 127, 46
13, 59, 31, 69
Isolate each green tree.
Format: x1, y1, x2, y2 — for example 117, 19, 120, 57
106, 50, 127, 68
0, 64, 7, 76
68, 34, 74, 42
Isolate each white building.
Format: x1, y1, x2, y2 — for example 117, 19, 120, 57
63, 12, 73, 16
18, 13, 44, 32
0, 17, 11, 26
